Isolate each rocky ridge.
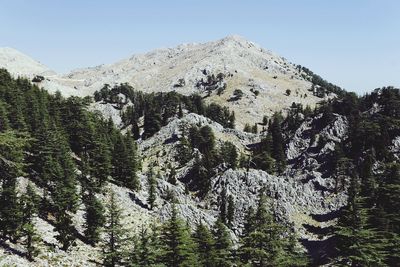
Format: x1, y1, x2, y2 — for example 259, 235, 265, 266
0, 36, 332, 128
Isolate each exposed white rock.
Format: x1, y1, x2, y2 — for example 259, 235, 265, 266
1, 36, 329, 128
286, 114, 348, 161
0, 47, 55, 77
391, 136, 400, 159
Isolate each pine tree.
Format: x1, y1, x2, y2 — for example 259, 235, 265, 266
0, 100, 9, 132
161, 204, 198, 267
193, 221, 216, 267
239, 206, 256, 263
103, 190, 127, 267
178, 103, 183, 118
335, 172, 387, 266
112, 133, 128, 184
199, 126, 215, 154
243, 123, 252, 133
20, 183, 40, 261
239, 189, 307, 266
374, 163, 400, 265
176, 135, 192, 165
130, 224, 163, 266
219, 187, 227, 224
112, 134, 140, 190
252, 123, 258, 134
0, 131, 28, 241
220, 141, 238, 169
89, 134, 112, 189
212, 219, 232, 267
168, 166, 177, 185
147, 167, 157, 210
226, 195, 235, 228
143, 109, 161, 139
131, 118, 141, 140
51, 129, 79, 251
124, 134, 140, 190
7, 91, 27, 130
83, 190, 105, 245
270, 114, 286, 173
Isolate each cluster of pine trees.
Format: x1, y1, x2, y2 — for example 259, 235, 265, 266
176, 124, 238, 196
242, 86, 400, 264
0, 69, 140, 259
246, 113, 287, 174
101, 188, 308, 267
322, 87, 400, 265
94, 84, 235, 140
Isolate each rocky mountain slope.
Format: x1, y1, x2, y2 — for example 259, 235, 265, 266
2, 37, 398, 266
0, 110, 348, 267
0, 36, 331, 128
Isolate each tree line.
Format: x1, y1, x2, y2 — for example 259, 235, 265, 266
94, 83, 235, 140
103, 188, 308, 267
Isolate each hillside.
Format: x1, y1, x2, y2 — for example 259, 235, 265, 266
0, 38, 399, 267
0, 36, 335, 128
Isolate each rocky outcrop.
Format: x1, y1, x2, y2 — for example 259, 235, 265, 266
391, 136, 400, 159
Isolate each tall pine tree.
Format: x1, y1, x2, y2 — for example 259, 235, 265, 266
161, 204, 198, 267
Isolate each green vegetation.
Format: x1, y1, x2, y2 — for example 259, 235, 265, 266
0, 69, 141, 258
0, 65, 399, 266
95, 84, 235, 137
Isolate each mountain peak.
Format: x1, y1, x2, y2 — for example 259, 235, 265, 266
215, 34, 254, 47
0, 47, 55, 77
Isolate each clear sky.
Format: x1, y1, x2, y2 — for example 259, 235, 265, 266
1, 0, 399, 93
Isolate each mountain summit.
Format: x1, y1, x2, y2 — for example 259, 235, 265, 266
0, 36, 332, 128
0, 47, 55, 77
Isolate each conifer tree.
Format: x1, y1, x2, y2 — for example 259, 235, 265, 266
130, 224, 163, 266
29, 121, 78, 250
212, 219, 232, 267
176, 135, 192, 165
112, 133, 128, 184
335, 172, 387, 266
103, 190, 127, 267
226, 195, 235, 228
143, 109, 161, 139
0, 100, 9, 132
112, 134, 140, 190
373, 163, 400, 265
198, 126, 215, 154
243, 123, 252, 133
168, 166, 177, 185
147, 167, 157, 210
239, 189, 307, 266
20, 183, 40, 261
240, 206, 256, 263
89, 134, 112, 189
7, 92, 27, 130
83, 190, 105, 245
124, 134, 140, 190
0, 131, 28, 241
219, 187, 227, 224
270, 114, 286, 173
220, 141, 238, 169
178, 103, 183, 118
51, 129, 79, 250
193, 221, 216, 267
131, 118, 141, 140
161, 204, 198, 267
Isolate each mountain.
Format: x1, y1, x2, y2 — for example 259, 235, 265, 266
0, 37, 399, 266
1, 36, 333, 128
0, 47, 55, 77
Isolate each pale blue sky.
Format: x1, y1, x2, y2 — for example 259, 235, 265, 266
1, 0, 399, 93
